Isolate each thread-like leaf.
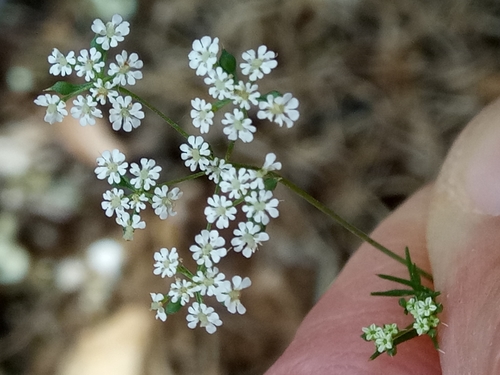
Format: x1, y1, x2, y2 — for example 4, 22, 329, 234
371, 289, 416, 297
377, 274, 414, 287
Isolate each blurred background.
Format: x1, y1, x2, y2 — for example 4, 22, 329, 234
1, 0, 500, 374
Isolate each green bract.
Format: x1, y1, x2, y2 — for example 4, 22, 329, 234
218, 49, 237, 77
45, 81, 92, 97
165, 299, 183, 315
264, 176, 279, 191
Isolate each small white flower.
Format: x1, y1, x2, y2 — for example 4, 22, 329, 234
90, 78, 119, 105
188, 36, 219, 76
91, 14, 130, 51
109, 95, 145, 132
150, 293, 167, 322
249, 152, 282, 190
428, 315, 440, 328
74, 48, 105, 82
116, 211, 145, 229
48, 48, 75, 76
190, 98, 214, 134
231, 80, 260, 110
94, 149, 128, 184
179, 135, 211, 171
129, 192, 148, 212
383, 323, 399, 337
204, 195, 237, 229
192, 267, 226, 297
405, 297, 418, 318
186, 302, 222, 334
108, 50, 143, 86
130, 158, 162, 191
262, 152, 282, 172
34, 94, 67, 124
374, 331, 393, 353
220, 167, 251, 200
240, 45, 278, 81
417, 297, 438, 317
116, 211, 146, 241
231, 221, 269, 258
216, 275, 251, 314
101, 188, 129, 217
189, 229, 227, 268
362, 324, 382, 341
70, 95, 103, 126
152, 186, 182, 220
114, 209, 129, 227
153, 247, 179, 278
204, 67, 234, 100
205, 157, 232, 184
221, 108, 256, 143
257, 93, 299, 128
168, 278, 199, 306
413, 316, 430, 336
242, 190, 279, 225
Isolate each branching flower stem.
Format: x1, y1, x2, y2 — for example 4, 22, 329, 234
276, 174, 433, 281
118, 86, 190, 139
159, 171, 206, 186
225, 140, 236, 161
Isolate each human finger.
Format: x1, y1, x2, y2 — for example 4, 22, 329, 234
266, 186, 441, 375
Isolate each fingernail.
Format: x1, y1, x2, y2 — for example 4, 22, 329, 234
465, 117, 500, 215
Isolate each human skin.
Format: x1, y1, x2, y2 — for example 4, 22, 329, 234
265, 98, 500, 374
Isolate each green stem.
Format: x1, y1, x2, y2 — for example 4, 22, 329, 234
118, 87, 190, 139
115, 175, 135, 191
159, 171, 206, 186
277, 175, 433, 281
177, 264, 194, 279
225, 141, 236, 161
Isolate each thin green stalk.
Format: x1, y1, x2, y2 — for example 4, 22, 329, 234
225, 140, 236, 161
177, 264, 194, 279
160, 171, 206, 186
277, 175, 433, 281
118, 87, 190, 139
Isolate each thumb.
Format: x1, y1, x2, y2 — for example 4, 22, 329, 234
427, 98, 500, 373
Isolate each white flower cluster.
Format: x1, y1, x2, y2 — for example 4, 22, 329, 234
188, 36, 300, 142
150, 245, 252, 334
150, 150, 282, 333
92, 145, 281, 333
361, 323, 399, 354
404, 296, 440, 335
94, 149, 182, 240
34, 14, 145, 132
362, 295, 440, 356
66, 26, 299, 333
